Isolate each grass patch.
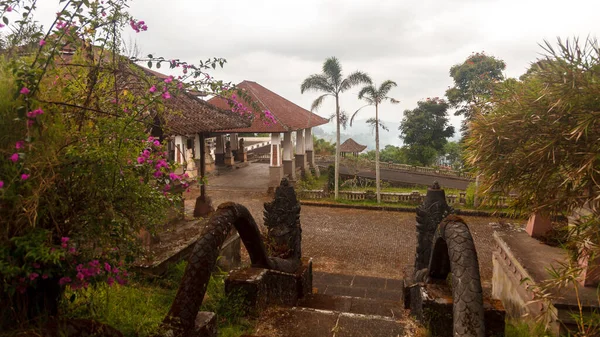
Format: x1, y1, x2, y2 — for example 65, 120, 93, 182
505, 319, 552, 337
61, 261, 254, 337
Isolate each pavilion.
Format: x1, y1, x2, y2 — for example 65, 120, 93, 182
340, 138, 367, 157
208, 80, 329, 190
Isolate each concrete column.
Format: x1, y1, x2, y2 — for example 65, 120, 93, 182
224, 137, 234, 167
174, 135, 185, 165
215, 135, 225, 166
269, 133, 283, 192
282, 132, 296, 180
295, 129, 308, 176
230, 133, 239, 159
194, 134, 201, 160
304, 128, 319, 177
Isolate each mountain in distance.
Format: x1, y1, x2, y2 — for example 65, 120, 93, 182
313, 119, 403, 150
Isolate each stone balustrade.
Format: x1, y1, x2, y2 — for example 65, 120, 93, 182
299, 189, 515, 208
313, 155, 474, 180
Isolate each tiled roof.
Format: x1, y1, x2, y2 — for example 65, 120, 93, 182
208, 81, 329, 133
340, 138, 367, 153
55, 50, 250, 135
136, 67, 252, 135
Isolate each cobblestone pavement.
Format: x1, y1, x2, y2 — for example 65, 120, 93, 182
184, 187, 521, 283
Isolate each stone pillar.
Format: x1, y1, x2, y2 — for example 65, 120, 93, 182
269, 133, 283, 192
224, 140, 235, 167
295, 129, 308, 176
236, 138, 247, 162
525, 212, 552, 238
304, 128, 319, 177
230, 133, 239, 159
174, 135, 186, 165
215, 135, 225, 166
194, 134, 201, 160
282, 132, 296, 180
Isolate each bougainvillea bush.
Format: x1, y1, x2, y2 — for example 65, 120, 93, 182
0, 0, 262, 328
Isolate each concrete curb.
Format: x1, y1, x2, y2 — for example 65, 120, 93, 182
299, 200, 522, 218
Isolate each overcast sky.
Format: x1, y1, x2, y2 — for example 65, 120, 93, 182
32, 0, 600, 133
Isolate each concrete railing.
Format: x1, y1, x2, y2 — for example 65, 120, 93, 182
245, 140, 271, 152
313, 155, 474, 180
300, 189, 518, 208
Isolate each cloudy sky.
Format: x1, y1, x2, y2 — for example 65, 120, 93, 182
32, 0, 600, 133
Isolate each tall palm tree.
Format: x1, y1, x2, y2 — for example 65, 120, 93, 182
301, 57, 371, 199
351, 80, 399, 203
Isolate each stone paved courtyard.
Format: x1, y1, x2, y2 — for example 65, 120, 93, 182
185, 185, 523, 283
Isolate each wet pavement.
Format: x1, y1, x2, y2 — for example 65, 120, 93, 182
183, 163, 523, 282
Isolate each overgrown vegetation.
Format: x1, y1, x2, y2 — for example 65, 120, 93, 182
61, 261, 254, 337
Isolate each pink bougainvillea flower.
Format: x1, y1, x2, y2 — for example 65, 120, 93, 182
163, 184, 171, 192
153, 140, 160, 147
21, 174, 30, 180
137, 156, 145, 164
42, 274, 48, 279
149, 85, 157, 93
61, 237, 69, 244
168, 172, 179, 181
107, 276, 115, 286
27, 119, 35, 127
164, 76, 173, 84
58, 277, 72, 285
15, 141, 24, 149
32, 262, 41, 269
76, 272, 85, 280
104, 262, 112, 272
68, 247, 76, 254
6, 6, 13, 12
20, 87, 30, 95
0, 24, 5, 28
153, 170, 162, 178
0, 181, 4, 189
142, 149, 151, 158
39, 39, 46, 46
29, 273, 39, 281
162, 91, 171, 99
10, 153, 19, 162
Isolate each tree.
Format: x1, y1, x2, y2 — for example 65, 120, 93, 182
301, 57, 371, 199
442, 141, 463, 169
350, 80, 398, 203
313, 136, 335, 155
399, 98, 455, 166
464, 37, 600, 216
445, 52, 506, 132
0, 0, 243, 328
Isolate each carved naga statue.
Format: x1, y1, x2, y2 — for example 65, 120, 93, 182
263, 178, 302, 272
162, 178, 303, 336
412, 182, 486, 337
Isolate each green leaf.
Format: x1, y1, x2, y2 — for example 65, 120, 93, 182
156, 62, 161, 69
148, 54, 153, 58
2, 17, 9, 25
147, 61, 152, 69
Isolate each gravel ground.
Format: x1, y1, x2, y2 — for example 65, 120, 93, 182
183, 188, 523, 283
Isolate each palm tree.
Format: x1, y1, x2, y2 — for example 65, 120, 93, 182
301, 57, 371, 199
350, 80, 399, 203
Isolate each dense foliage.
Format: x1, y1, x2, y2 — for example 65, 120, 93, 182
399, 98, 455, 166
0, 0, 248, 328
465, 38, 599, 215
445, 52, 506, 132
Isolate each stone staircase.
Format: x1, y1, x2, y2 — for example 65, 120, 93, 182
246, 272, 411, 337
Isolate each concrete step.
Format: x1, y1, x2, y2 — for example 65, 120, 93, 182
254, 306, 408, 337
297, 293, 404, 318
312, 272, 404, 303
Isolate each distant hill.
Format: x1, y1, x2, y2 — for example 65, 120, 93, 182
314, 119, 403, 150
